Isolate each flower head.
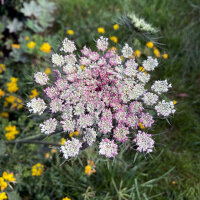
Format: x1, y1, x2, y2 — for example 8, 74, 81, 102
27, 41, 36, 49
97, 27, 105, 34
60, 138, 82, 159
113, 24, 119, 30
34, 72, 49, 85
27, 98, 46, 115
32, 163, 44, 176
40, 118, 57, 134
99, 138, 118, 158
67, 30, 74, 35
60, 38, 76, 53
134, 131, 154, 153
40, 43, 51, 53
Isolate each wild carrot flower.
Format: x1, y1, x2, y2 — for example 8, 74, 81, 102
27, 37, 176, 160
134, 131, 154, 153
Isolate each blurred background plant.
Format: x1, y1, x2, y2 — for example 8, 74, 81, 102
0, 0, 200, 199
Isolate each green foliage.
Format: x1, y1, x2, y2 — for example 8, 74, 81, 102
20, 1, 42, 17
7, 18, 23, 33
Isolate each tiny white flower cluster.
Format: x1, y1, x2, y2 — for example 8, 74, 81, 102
60, 138, 82, 159
52, 54, 64, 67
60, 38, 76, 53
40, 118, 57, 135
151, 80, 172, 94
142, 92, 158, 106
34, 72, 49, 85
155, 100, 175, 117
27, 98, 46, 115
128, 13, 158, 33
97, 36, 108, 52
122, 43, 133, 58
134, 131, 155, 153
142, 56, 158, 71
99, 138, 118, 158
83, 128, 97, 146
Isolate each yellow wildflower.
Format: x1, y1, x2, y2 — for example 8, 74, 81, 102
67, 30, 74, 35
25, 36, 29, 40
60, 138, 66, 145
97, 27, 105, 34
32, 163, 44, 176
45, 68, 51, 75
29, 89, 39, 99
11, 44, 20, 49
69, 131, 79, 137
51, 149, 57, 154
0, 64, 6, 73
5, 96, 23, 109
173, 100, 177, 105
80, 65, 85, 70
134, 50, 141, 58
2, 172, 16, 182
40, 43, 51, 53
27, 41, 36, 49
85, 160, 96, 175
146, 41, 154, 48
113, 24, 119, 30
5, 125, 19, 141
139, 66, 145, 72
110, 36, 118, 43
0, 192, 7, 200
153, 48, 161, 58
62, 197, 71, 200
45, 153, 50, 159
7, 77, 18, 93
163, 53, 168, 59
0, 178, 7, 191
108, 46, 117, 52
172, 181, 176, 185
138, 122, 145, 129
0, 112, 9, 118
0, 89, 5, 98
120, 56, 124, 60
